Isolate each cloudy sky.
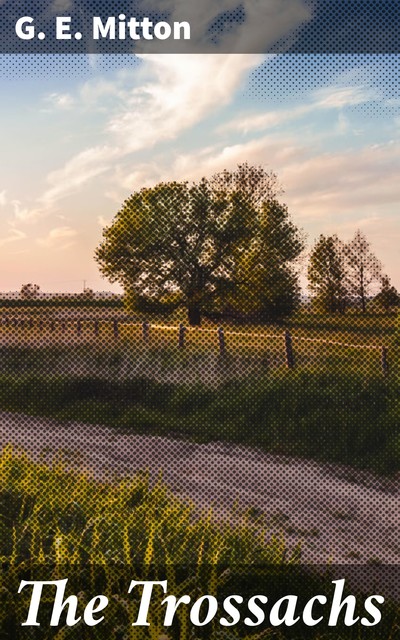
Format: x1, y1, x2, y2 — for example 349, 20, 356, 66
0, 51, 399, 293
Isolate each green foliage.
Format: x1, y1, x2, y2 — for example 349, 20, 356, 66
0, 370, 398, 474
124, 288, 183, 315
0, 298, 123, 310
307, 231, 388, 315
230, 200, 304, 320
20, 283, 40, 299
308, 235, 347, 314
1, 451, 399, 639
344, 230, 383, 312
95, 165, 304, 325
373, 276, 400, 311
0, 446, 301, 639
95, 177, 256, 325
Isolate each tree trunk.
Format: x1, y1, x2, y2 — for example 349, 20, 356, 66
188, 305, 201, 326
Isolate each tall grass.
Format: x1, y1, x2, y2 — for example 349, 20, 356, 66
1, 447, 398, 640
0, 445, 299, 639
0, 368, 398, 474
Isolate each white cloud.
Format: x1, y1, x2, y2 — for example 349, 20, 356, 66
11, 200, 42, 223
37, 226, 78, 249
39, 145, 118, 208
313, 85, 379, 109
219, 104, 313, 135
45, 92, 75, 110
97, 215, 112, 227
110, 132, 400, 267
108, 54, 263, 150
12, 54, 263, 222
280, 143, 400, 223
114, 132, 306, 194
7, 0, 311, 222
213, 0, 310, 53
220, 83, 379, 136
145, 0, 310, 53
0, 227, 26, 248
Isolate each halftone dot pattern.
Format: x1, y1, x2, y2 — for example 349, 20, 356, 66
0, 53, 140, 80
0, 163, 399, 637
1, 1, 400, 630
247, 54, 400, 117
207, 6, 246, 46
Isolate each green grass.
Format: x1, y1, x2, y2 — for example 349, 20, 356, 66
0, 307, 398, 474
0, 446, 298, 639
0, 368, 398, 474
0, 447, 398, 640
0, 308, 397, 384
290, 309, 396, 340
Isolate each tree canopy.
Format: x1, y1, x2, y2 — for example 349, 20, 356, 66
374, 276, 400, 310
308, 235, 347, 314
344, 230, 383, 312
231, 199, 305, 319
95, 164, 304, 325
307, 230, 389, 314
20, 283, 40, 300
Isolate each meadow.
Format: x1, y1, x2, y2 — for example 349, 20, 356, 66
0, 306, 398, 474
0, 305, 396, 379
0, 307, 399, 637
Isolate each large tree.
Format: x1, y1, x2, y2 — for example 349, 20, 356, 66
308, 234, 347, 314
95, 165, 303, 325
344, 230, 382, 312
95, 177, 257, 325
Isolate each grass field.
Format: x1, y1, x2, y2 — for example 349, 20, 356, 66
0, 370, 398, 474
0, 309, 399, 637
1, 446, 398, 640
0, 307, 397, 381
0, 307, 398, 474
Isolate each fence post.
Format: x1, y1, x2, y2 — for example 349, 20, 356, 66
142, 321, 149, 343
113, 319, 119, 338
29, 318, 33, 330
381, 346, 389, 378
61, 320, 66, 333
77, 319, 82, 335
284, 330, 295, 368
178, 323, 186, 348
50, 320, 55, 332
94, 319, 99, 336
218, 327, 226, 356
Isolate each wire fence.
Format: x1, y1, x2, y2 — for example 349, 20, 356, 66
0, 314, 391, 378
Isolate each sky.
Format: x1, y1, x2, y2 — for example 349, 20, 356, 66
0, 50, 399, 294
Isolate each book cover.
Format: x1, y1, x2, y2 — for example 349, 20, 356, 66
0, 1, 399, 637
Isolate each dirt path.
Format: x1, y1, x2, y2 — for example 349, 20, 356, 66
1, 410, 399, 566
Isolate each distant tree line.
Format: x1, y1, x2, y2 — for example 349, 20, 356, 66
308, 231, 399, 314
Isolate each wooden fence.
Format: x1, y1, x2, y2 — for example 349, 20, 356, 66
0, 315, 391, 377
